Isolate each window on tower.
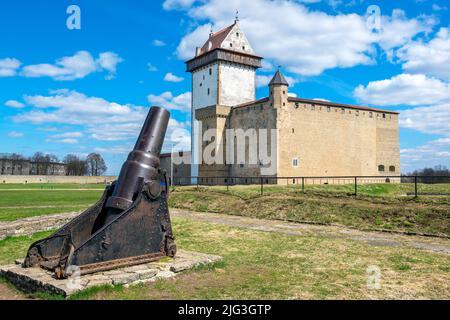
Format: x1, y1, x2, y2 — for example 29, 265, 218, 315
230, 43, 233, 47
207, 88, 210, 95
209, 68, 212, 75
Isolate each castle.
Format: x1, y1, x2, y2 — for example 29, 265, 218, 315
185, 19, 400, 183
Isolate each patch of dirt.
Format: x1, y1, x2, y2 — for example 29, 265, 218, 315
170, 209, 450, 255
0, 281, 29, 300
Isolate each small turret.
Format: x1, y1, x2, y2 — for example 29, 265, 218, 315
269, 69, 289, 108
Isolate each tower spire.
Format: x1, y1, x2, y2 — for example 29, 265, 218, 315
235, 9, 239, 23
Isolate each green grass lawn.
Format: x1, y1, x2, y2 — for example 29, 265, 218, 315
168, 184, 450, 236
0, 183, 105, 190
0, 218, 449, 299
0, 186, 104, 221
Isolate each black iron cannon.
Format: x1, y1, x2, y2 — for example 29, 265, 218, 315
23, 106, 176, 279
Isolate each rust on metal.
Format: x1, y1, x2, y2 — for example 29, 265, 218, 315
22, 106, 177, 279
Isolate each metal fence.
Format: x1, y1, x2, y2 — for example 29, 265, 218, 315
168, 175, 450, 197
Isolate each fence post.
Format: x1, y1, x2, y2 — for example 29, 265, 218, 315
196, 177, 199, 190
260, 177, 263, 196
354, 177, 357, 196
414, 176, 418, 197
302, 177, 305, 193
227, 178, 229, 192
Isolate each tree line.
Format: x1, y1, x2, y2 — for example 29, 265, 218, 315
0, 152, 107, 176
404, 165, 450, 183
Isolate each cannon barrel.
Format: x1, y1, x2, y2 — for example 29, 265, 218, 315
22, 105, 176, 277
103, 106, 170, 225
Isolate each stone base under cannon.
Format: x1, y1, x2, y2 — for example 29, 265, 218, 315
1, 250, 222, 297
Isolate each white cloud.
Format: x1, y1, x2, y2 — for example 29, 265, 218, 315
401, 137, 450, 170
375, 9, 435, 54
12, 89, 190, 146
256, 74, 297, 88
5, 100, 25, 108
173, 0, 432, 76
147, 91, 191, 112
354, 72, 450, 165
152, 39, 166, 47
0, 58, 21, 77
399, 103, 450, 136
354, 73, 450, 106
8, 131, 24, 138
20, 51, 123, 81
50, 132, 84, 139
96, 52, 123, 80
162, 0, 196, 10
164, 72, 184, 82
15, 89, 142, 124
432, 4, 447, 11
147, 63, 158, 72
396, 27, 450, 81
60, 138, 78, 144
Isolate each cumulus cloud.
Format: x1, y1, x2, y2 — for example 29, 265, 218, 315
11, 89, 190, 150
20, 51, 123, 81
172, 0, 433, 76
401, 137, 450, 170
354, 71, 450, 167
147, 91, 191, 112
396, 27, 450, 81
13, 89, 144, 125
164, 72, 184, 82
162, 0, 196, 10
147, 63, 158, 72
96, 52, 124, 79
354, 73, 450, 106
152, 39, 166, 47
0, 58, 21, 77
8, 131, 24, 138
5, 100, 25, 108
50, 132, 84, 139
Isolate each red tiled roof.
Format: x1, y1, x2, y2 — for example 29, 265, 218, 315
199, 24, 235, 56
233, 97, 270, 109
288, 97, 399, 114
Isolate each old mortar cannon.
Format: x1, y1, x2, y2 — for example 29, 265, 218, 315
22, 106, 176, 279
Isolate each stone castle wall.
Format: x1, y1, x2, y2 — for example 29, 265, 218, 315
194, 88, 400, 182
0, 175, 116, 184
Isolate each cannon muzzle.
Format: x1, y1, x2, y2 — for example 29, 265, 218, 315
22, 106, 177, 278
102, 106, 170, 226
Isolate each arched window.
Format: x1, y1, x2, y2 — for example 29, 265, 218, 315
378, 165, 385, 172
389, 166, 395, 172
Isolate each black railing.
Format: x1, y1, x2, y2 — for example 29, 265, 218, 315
167, 175, 450, 197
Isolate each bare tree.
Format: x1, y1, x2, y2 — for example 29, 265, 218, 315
9, 153, 26, 175
64, 154, 87, 176
86, 153, 107, 176
31, 152, 50, 175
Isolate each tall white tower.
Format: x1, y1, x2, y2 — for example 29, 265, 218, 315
186, 19, 262, 179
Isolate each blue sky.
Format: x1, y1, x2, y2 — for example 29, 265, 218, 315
1, 0, 449, 175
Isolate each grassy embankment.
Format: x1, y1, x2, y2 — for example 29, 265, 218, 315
168, 184, 450, 236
